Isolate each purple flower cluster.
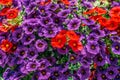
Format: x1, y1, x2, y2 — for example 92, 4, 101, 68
0, 0, 120, 80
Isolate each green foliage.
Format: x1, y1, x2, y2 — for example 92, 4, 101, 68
7, 11, 25, 26
68, 76, 73, 80
79, 26, 91, 35
57, 55, 68, 64
103, 63, 110, 69
21, 72, 33, 80
69, 62, 81, 71
0, 5, 3, 10
0, 77, 4, 80
0, 67, 5, 78
67, 14, 74, 19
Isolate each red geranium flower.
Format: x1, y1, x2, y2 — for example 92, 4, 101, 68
66, 30, 79, 41
0, 39, 13, 52
61, 0, 70, 5
0, 23, 13, 32
83, 8, 95, 15
111, 16, 120, 23
0, 7, 10, 16
94, 7, 107, 15
105, 19, 118, 31
68, 40, 83, 52
0, 0, 12, 5
84, 7, 106, 15
90, 15, 102, 21
51, 35, 66, 48
98, 16, 108, 27
57, 30, 67, 37
6, 8, 19, 19
109, 6, 120, 17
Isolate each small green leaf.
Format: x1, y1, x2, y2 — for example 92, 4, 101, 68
68, 76, 73, 80
0, 77, 4, 80
0, 5, 3, 10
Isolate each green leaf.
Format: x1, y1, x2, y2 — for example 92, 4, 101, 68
67, 14, 74, 19
118, 59, 120, 66
103, 63, 110, 69
81, 39, 87, 45
0, 5, 3, 10
0, 77, 4, 80
68, 76, 73, 80
69, 62, 81, 71
57, 55, 68, 64
21, 72, 33, 80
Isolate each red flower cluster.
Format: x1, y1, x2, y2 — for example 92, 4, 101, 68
0, 8, 19, 19
84, 7, 107, 16
84, 7, 120, 31
51, 30, 83, 52
61, 0, 70, 5
0, 5, 19, 32
0, 0, 12, 5
0, 23, 13, 32
0, 39, 13, 52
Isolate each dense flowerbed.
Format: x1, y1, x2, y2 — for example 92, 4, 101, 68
0, 0, 120, 80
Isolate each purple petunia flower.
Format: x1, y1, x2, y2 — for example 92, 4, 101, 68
77, 66, 90, 80
13, 0, 22, 9
38, 69, 51, 80
87, 33, 99, 42
26, 60, 39, 72
82, 18, 95, 25
22, 25, 35, 35
111, 42, 120, 55
96, 66, 105, 73
0, 50, 7, 67
81, 1, 93, 9
27, 46, 38, 60
52, 15, 63, 25
86, 41, 100, 54
3, 68, 13, 80
23, 18, 41, 27
12, 28, 24, 42
21, 34, 35, 45
47, 3, 59, 11
57, 9, 70, 18
110, 36, 120, 42
80, 56, 91, 67
67, 18, 81, 30
106, 66, 118, 79
68, 54, 79, 64
88, 24, 100, 30
111, 1, 120, 7
20, 61, 30, 74
35, 39, 47, 52
106, 55, 118, 66
60, 65, 71, 79
97, 72, 108, 80
15, 47, 28, 59
0, 32, 10, 41
91, 29, 105, 38
42, 25, 58, 38
25, 2, 36, 13
32, 72, 40, 80
25, 10, 41, 19
38, 59, 51, 70
57, 45, 69, 55
49, 66, 63, 79
40, 17, 52, 26
93, 54, 106, 66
